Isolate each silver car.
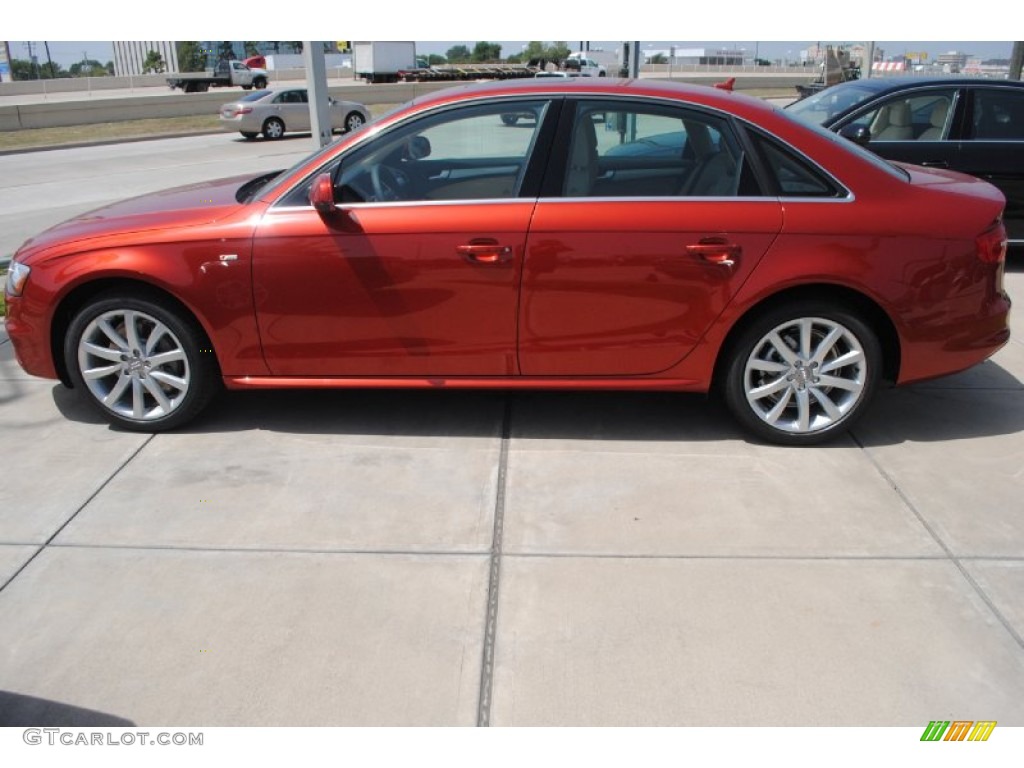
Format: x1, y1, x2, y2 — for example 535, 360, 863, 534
218, 88, 369, 140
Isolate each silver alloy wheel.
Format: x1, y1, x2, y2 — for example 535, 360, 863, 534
76, 308, 191, 422
263, 118, 284, 139
345, 112, 364, 132
743, 316, 867, 435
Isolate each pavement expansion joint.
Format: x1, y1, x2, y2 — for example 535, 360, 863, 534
476, 395, 512, 727
0, 434, 156, 595
850, 431, 1024, 652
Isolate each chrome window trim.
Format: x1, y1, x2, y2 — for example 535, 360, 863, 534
268, 89, 860, 209
267, 95, 558, 211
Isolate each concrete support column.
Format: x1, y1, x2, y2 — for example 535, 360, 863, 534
303, 41, 332, 148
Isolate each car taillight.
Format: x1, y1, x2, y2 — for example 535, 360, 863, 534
237, 106, 253, 115
976, 222, 1008, 264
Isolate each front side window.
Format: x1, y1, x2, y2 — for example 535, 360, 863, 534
280, 100, 551, 206
564, 100, 749, 197
842, 89, 957, 142
968, 88, 1024, 140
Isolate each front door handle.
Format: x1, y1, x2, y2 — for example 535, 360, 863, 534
686, 239, 741, 267
457, 240, 513, 264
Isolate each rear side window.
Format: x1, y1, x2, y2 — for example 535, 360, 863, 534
968, 88, 1024, 140
750, 132, 843, 197
563, 100, 754, 197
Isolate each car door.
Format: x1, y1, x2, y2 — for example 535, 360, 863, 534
959, 86, 1024, 244
834, 86, 964, 170
252, 98, 557, 377
518, 98, 784, 376
272, 89, 309, 132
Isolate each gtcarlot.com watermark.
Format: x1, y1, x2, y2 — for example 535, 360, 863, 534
23, 728, 203, 747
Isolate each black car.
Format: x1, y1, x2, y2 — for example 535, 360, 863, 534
786, 77, 1024, 247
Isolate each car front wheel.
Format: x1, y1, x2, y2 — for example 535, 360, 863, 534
722, 302, 881, 445
344, 111, 365, 132
65, 294, 219, 431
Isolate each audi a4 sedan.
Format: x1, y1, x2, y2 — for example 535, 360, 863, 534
786, 77, 1024, 248
218, 87, 369, 140
4, 79, 1011, 444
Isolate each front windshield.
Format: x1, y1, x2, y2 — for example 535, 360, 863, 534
787, 85, 880, 125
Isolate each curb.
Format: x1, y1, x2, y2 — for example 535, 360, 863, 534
0, 129, 226, 157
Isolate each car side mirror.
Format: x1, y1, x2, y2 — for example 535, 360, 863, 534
839, 124, 872, 147
407, 135, 431, 160
309, 172, 336, 213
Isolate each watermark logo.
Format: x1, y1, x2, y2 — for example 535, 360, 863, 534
920, 721, 996, 741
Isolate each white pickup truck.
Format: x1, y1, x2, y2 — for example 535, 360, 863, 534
167, 60, 269, 93
566, 55, 608, 77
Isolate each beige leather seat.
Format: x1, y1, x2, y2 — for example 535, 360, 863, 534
919, 100, 949, 140
565, 117, 598, 197
873, 102, 913, 141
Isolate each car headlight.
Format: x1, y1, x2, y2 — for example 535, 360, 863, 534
4, 260, 31, 297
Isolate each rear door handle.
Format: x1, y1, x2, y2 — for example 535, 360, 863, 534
457, 240, 513, 264
920, 160, 949, 168
686, 239, 741, 267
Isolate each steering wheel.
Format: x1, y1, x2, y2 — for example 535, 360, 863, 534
370, 164, 407, 202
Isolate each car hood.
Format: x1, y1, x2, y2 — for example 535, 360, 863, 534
14, 175, 254, 262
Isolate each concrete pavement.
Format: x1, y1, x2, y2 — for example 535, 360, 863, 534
1, 133, 1023, 726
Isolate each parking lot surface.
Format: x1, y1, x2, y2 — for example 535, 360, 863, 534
1, 130, 1023, 726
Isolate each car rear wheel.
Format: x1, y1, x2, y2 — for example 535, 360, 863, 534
65, 294, 219, 432
262, 117, 285, 140
344, 111, 365, 132
722, 301, 881, 445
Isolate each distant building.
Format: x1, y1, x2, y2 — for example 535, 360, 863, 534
936, 51, 969, 73
112, 41, 179, 76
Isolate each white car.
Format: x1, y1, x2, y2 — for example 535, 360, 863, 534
218, 88, 370, 140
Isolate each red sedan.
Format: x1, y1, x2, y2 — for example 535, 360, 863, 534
3, 79, 1011, 444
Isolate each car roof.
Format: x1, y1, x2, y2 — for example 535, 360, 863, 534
822, 76, 1024, 95
403, 77, 778, 121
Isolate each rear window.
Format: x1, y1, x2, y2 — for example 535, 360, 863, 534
239, 89, 270, 102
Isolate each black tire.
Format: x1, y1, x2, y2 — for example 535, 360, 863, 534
344, 111, 365, 133
64, 293, 220, 432
241, 131, 259, 140
253, 77, 267, 89
262, 117, 285, 140
721, 300, 881, 445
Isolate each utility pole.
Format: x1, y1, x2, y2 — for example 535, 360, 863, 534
43, 41, 54, 78
1010, 42, 1024, 80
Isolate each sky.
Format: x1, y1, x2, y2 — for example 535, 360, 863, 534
7, 40, 1016, 68
5, 1, 1013, 67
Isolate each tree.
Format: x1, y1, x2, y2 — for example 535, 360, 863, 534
648, 53, 667, 64
284, 42, 303, 54
546, 42, 570, 62
427, 54, 446, 66
446, 45, 471, 63
521, 41, 571, 65
244, 41, 260, 57
142, 50, 166, 74
69, 59, 110, 77
176, 42, 206, 72
218, 41, 235, 61
472, 41, 502, 62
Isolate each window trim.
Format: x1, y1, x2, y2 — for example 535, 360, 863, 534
267, 95, 563, 211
